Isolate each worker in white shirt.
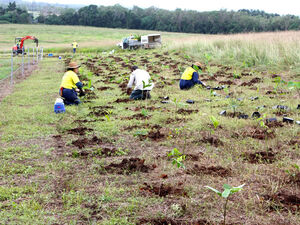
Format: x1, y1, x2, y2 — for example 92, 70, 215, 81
127, 66, 154, 100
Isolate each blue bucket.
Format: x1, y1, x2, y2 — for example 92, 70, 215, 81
54, 102, 65, 114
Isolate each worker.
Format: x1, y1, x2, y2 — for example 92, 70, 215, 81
59, 62, 85, 105
127, 66, 154, 100
72, 40, 78, 54
179, 62, 206, 90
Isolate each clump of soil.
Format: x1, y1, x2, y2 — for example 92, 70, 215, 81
199, 134, 223, 147
177, 109, 199, 115
165, 117, 186, 124
243, 151, 277, 164
136, 125, 168, 141
71, 136, 102, 149
187, 164, 231, 177
138, 218, 209, 225
140, 182, 187, 197
264, 191, 300, 212
97, 86, 114, 91
84, 90, 97, 99
66, 127, 93, 135
124, 113, 152, 120
239, 126, 276, 140
219, 80, 235, 85
265, 121, 284, 128
240, 77, 261, 86
114, 98, 133, 103
104, 158, 155, 174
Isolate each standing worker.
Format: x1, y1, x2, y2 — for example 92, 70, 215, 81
179, 62, 206, 90
127, 66, 154, 100
59, 62, 85, 105
72, 40, 78, 54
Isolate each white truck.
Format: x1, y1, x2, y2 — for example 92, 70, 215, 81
118, 34, 161, 50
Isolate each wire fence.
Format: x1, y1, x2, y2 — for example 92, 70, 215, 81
0, 47, 43, 85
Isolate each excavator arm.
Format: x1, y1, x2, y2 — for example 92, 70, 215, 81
19, 36, 38, 49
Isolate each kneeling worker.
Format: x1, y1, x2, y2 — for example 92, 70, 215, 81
179, 62, 206, 90
127, 66, 154, 100
59, 62, 85, 105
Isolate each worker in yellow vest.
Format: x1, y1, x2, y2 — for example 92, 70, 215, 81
59, 62, 85, 105
72, 41, 78, 53
179, 62, 206, 90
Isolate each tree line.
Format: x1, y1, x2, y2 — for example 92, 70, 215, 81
0, 2, 32, 24
1, 2, 300, 34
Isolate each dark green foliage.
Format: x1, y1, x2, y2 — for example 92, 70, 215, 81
2, 2, 300, 34
0, 1, 32, 24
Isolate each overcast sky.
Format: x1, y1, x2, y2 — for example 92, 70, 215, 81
25, 0, 300, 15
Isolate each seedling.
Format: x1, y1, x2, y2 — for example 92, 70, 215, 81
210, 115, 220, 129
141, 108, 148, 117
205, 183, 245, 225
233, 70, 241, 79
167, 148, 185, 169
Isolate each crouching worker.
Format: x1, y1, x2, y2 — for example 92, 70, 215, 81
179, 62, 206, 90
59, 62, 85, 105
127, 66, 154, 100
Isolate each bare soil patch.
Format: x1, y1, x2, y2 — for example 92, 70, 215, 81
243, 151, 277, 164
187, 164, 231, 177
104, 158, 155, 174
140, 182, 187, 197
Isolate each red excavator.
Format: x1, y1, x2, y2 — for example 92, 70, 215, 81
12, 36, 38, 55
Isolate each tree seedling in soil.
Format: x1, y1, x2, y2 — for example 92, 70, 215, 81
273, 76, 286, 94
167, 148, 186, 169
233, 70, 241, 79
210, 115, 220, 130
205, 183, 245, 225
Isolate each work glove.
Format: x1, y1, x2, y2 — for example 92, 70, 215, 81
79, 88, 85, 97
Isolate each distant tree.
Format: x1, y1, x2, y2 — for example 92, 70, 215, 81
7, 2, 16, 11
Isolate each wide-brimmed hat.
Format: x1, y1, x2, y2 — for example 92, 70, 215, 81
68, 62, 80, 69
194, 62, 203, 69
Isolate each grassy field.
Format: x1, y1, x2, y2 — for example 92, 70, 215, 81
0, 24, 299, 224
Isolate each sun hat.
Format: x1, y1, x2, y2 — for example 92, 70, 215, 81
68, 62, 80, 69
194, 62, 203, 69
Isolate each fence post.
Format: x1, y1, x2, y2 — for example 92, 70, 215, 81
11, 51, 13, 85
22, 50, 24, 76
36, 47, 38, 63
28, 48, 30, 69
32, 47, 35, 64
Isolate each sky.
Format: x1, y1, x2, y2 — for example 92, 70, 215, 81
24, 0, 300, 16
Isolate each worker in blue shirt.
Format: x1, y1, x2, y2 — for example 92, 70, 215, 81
179, 62, 206, 90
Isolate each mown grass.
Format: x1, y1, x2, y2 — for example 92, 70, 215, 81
0, 25, 300, 224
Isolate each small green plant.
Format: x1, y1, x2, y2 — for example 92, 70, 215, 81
233, 70, 241, 79
273, 76, 286, 94
256, 113, 268, 129
210, 115, 220, 129
205, 183, 245, 225
167, 148, 185, 169
141, 108, 148, 117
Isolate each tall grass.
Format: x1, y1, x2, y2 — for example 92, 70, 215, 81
166, 31, 300, 73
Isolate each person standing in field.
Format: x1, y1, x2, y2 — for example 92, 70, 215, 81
59, 62, 85, 105
72, 40, 78, 54
179, 62, 206, 90
127, 66, 154, 100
